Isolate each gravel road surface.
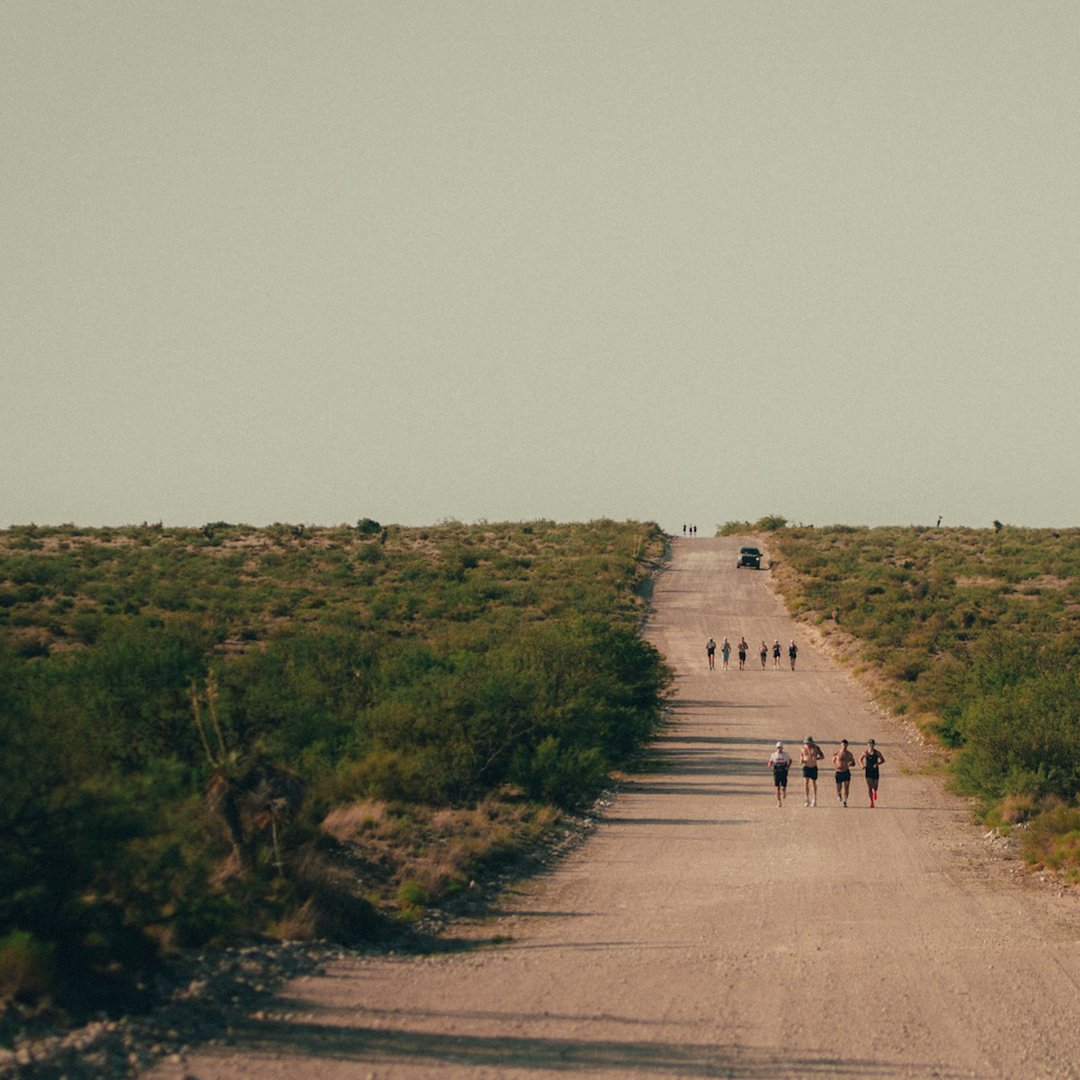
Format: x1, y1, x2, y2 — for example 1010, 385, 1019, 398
145, 536, 1080, 1080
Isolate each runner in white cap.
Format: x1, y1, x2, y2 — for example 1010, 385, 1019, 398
767, 742, 792, 808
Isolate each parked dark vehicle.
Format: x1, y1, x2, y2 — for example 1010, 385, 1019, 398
737, 546, 762, 569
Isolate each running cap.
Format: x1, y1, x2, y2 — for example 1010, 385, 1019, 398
841, 739, 848, 745
868, 738, 875, 745
804, 736, 813, 743
776, 741, 783, 748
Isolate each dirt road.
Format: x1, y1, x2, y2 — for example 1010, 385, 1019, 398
148, 537, 1080, 1079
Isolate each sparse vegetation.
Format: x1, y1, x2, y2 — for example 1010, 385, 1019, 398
0, 519, 670, 1017
769, 522, 1080, 877
716, 514, 788, 536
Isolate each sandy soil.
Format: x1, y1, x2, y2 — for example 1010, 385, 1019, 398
145, 536, 1080, 1080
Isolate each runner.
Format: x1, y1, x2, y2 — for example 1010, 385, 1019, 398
772, 638, 782, 669
788, 640, 798, 670
759, 640, 768, 669
832, 739, 856, 806
721, 637, 731, 670
768, 741, 792, 808
860, 739, 884, 807
800, 736, 824, 807
706, 637, 716, 671
737, 637, 748, 670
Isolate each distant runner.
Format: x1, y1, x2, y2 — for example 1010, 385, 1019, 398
759, 640, 768, 669
738, 637, 748, 670
721, 638, 731, 670
772, 639, 782, 669
860, 739, 884, 807
788, 640, 798, 670
768, 742, 792, 808
832, 739, 856, 806
706, 638, 716, 670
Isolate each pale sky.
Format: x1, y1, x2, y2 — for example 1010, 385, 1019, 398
4, 1, 1079, 532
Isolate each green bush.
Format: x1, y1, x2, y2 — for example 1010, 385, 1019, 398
952, 670, 1080, 803
0, 930, 55, 1003
0, 519, 670, 1001
773, 524, 1080, 862
511, 736, 609, 808
755, 514, 788, 532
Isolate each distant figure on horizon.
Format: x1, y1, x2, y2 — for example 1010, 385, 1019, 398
721, 637, 731, 670
772, 638, 782, 669
737, 637, 748, 670
788, 640, 798, 670
706, 637, 716, 670
759, 640, 768, 668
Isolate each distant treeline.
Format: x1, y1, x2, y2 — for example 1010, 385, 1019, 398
0, 520, 670, 1013
770, 523, 1080, 874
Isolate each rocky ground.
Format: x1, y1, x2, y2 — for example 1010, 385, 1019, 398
0, 942, 337, 1080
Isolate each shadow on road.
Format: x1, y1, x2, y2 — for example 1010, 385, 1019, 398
224, 1013, 965, 1078
608, 817, 751, 827
626, 784, 762, 798
670, 699, 785, 710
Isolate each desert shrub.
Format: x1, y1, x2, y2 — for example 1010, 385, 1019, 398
333, 747, 442, 804
511, 736, 609, 807
24, 617, 213, 773
952, 669, 1080, 803
0, 773, 177, 1011
0, 518, 670, 994
985, 792, 1041, 832
755, 515, 788, 532
214, 632, 381, 773
0, 930, 55, 1004
716, 521, 752, 536
356, 542, 382, 564
1021, 800, 1080, 871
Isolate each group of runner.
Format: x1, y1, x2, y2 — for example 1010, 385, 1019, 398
767, 736, 884, 809
705, 636, 797, 671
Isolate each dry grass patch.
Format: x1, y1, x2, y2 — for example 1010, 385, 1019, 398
1019, 798, 1080, 880
955, 576, 1003, 589
1025, 575, 1070, 591
322, 797, 562, 916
